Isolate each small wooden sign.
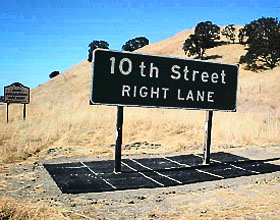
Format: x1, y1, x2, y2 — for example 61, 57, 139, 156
4, 82, 30, 104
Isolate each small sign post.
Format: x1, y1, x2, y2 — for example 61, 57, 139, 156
6, 103, 9, 123
90, 49, 239, 171
23, 104, 26, 120
4, 82, 30, 122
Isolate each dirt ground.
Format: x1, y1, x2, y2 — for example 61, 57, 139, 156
1, 145, 280, 220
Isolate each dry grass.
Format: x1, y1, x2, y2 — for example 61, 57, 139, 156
161, 179, 280, 220
0, 28, 279, 164
0, 197, 99, 220
0, 197, 67, 220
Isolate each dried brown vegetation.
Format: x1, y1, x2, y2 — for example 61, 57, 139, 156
0, 26, 280, 219
0, 197, 67, 220
1, 27, 279, 165
163, 178, 280, 220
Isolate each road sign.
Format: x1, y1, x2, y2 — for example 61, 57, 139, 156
90, 49, 239, 171
4, 82, 30, 104
90, 49, 238, 111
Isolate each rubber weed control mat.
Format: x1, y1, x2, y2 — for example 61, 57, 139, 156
44, 153, 280, 194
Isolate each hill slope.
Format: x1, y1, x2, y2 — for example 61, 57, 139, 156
0, 28, 279, 163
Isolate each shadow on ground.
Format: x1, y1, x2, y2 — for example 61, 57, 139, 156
44, 152, 280, 194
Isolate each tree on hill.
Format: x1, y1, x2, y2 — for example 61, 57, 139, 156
238, 20, 261, 45
121, 37, 149, 52
238, 17, 279, 45
238, 28, 246, 45
194, 21, 220, 43
182, 34, 206, 58
49, 71, 59, 79
88, 40, 109, 62
221, 24, 236, 43
239, 17, 280, 70
183, 21, 220, 59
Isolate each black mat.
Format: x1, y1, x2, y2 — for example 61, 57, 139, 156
43, 153, 280, 194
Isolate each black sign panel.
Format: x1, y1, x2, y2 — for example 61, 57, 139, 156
4, 82, 30, 104
90, 49, 238, 111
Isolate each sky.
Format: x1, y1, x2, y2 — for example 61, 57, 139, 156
0, 0, 279, 96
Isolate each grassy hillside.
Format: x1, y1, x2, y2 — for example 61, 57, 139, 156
0, 28, 279, 164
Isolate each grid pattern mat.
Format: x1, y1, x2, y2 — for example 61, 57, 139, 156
44, 153, 280, 194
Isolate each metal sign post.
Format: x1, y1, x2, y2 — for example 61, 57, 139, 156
90, 49, 239, 171
115, 106, 124, 172
203, 111, 213, 164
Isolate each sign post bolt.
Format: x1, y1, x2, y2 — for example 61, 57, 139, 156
203, 111, 213, 165
115, 106, 123, 173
